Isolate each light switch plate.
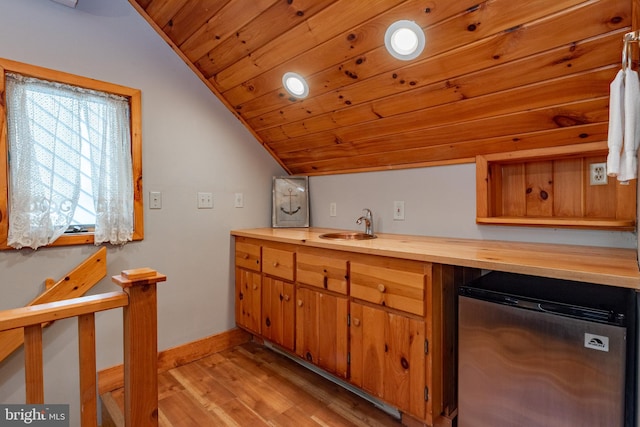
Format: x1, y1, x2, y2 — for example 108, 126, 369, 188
393, 201, 405, 220
149, 191, 162, 209
234, 193, 244, 208
197, 192, 213, 209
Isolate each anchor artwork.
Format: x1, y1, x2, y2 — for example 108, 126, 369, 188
280, 187, 301, 216
272, 176, 309, 228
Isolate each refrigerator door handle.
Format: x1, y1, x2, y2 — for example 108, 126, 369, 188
538, 302, 618, 323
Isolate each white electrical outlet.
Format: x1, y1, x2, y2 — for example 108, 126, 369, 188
589, 163, 608, 186
393, 201, 405, 220
329, 202, 337, 217
197, 192, 213, 209
149, 191, 162, 209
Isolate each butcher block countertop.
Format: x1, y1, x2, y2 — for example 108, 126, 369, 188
231, 228, 640, 290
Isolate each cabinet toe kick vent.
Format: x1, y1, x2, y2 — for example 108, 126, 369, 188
263, 339, 401, 419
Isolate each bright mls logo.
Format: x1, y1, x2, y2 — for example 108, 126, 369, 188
584, 333, 610, 352
0, 405, 68, 426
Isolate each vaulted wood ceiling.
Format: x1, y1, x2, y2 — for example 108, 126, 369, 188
129, 0, 635, 175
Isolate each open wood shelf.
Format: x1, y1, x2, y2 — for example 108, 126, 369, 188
476, 216, 635, 230
476, 143, 636, 230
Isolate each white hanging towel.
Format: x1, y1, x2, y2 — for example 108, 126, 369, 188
606, 70, 625, 178
607, 68, 640, 182
618, 69, 640, 182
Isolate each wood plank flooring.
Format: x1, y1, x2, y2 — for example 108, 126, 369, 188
106, 341, 403, 426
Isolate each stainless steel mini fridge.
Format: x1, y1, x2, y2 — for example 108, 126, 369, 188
458, 272, 635, 427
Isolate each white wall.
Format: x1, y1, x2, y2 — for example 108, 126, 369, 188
0, 0, 285, 424
0, 1, 636, 426
309, 165, 637, 248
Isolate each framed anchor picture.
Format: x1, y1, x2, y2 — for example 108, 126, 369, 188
272, 176, 309, 228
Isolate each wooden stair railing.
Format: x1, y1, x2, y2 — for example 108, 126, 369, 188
0, 267, 166, 427
0, 246, 107, 363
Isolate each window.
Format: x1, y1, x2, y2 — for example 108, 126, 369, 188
0, 58, 143, 250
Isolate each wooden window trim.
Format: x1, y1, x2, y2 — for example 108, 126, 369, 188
0, 58, 143, 249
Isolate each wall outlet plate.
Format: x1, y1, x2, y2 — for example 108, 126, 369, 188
589, 163, 608, 186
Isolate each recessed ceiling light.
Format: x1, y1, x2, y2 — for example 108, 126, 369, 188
282, 72, 309, 98
384, 20, 425, 61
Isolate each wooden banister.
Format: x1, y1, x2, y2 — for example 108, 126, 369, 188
0, 246, 107, 363
0, 267, 166, 427
0, 292, 128, 331
112, 268, 166, 427
0, 291, 128, 412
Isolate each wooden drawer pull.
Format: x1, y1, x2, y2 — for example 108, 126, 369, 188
243, 254, 249, 259
297, 299, 303, 307
272, 261, 279, 267
377, 283, 386, 293
283, 294, 290, 302
352, 318, 361, 327
252, 284, 258, 290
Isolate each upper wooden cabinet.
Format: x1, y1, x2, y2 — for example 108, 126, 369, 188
476, 143, 636, 229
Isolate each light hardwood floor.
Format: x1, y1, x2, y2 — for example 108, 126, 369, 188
106, 341, 403, 426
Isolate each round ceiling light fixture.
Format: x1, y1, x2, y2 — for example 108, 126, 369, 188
384, 20, 425, 61
282, 72, 309, 98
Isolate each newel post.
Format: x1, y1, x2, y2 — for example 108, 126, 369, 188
112, 268, 167, 427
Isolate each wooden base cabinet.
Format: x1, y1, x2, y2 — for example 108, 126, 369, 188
295, 286, 348, 378
261, 276, 295, 351
350, 302, 426, 419
235, 267, 261, 334
233, 235, 479, 427
234, 238, 262, 334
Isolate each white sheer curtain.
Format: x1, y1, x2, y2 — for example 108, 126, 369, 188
6, 73, 133, 249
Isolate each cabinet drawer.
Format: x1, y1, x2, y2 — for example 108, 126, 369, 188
235, 241, 261, 272
351, 258, 428, 316
263, 246, 295, 281
297, 249, 348, 295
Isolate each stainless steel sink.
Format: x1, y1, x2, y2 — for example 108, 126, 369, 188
319, 232, 377, 240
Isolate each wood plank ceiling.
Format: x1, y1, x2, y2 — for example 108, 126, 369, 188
129, 0, 635, 175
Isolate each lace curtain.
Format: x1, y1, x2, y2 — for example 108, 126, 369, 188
6, 73, 133, 249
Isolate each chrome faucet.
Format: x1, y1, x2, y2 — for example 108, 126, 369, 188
356, 208, 374, 237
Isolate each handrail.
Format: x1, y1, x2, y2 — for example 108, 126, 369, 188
0, 267, 166, 427
0, 291, 128, 331
0, 246, 107, 363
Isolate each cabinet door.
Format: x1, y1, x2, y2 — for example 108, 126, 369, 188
350, 302, 426, 419
262, 276, 295, 351
295, 286, 348, 378
235, 267, 261, 334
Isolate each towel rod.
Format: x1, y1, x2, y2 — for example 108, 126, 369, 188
624, 30, 639, 41
622, 31, 639, 70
